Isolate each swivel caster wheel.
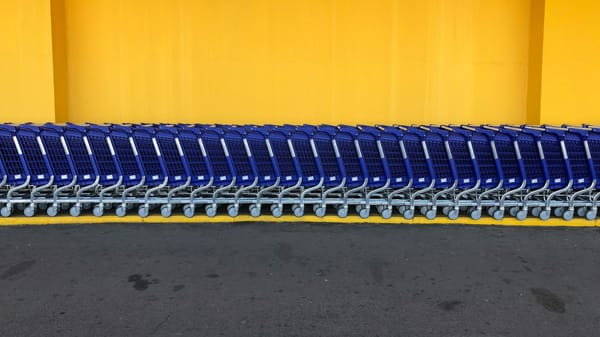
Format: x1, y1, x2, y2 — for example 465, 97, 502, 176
358, 206, 370, 219
420, 206, 429, 216
425, 209, 436, 220
115, 205, 126, 217
380, 207, 392, 219
577, 207, 587, 217
470, 208, 482, 220
271, 205, 283, 218
586, 210, 597, 221
487, 207, 498, 217
205, 205, 217, 218
183, 205, 195, 218
160, 205, 172, 218
531, 207, 541, 217
448, 209, 459, 220
539, 210, 550, 221
93, 205, 104, 217
509, 207, 519, 217
314, 206, 326, 218
442, 206, 452, 216
70, 205, 82, 217
554, 207, 565, 217
337, 206, 348, 218
47, 205, 59, 217
403, 209, 415, 220
516, 210, 527, 221
0, 206, 11, 217
396, 206, 406, 214
24, 206, 35, 217
249, 204, 261, 217
562, 209, 574, 221
292, 205, 304, 217
138, 205, 150, 218
227, 204, 239, 217
493, 210, 504, 220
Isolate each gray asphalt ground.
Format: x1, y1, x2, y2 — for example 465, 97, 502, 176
1, 222, 599, 337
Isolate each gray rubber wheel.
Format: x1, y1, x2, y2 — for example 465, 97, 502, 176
493, 210, 504, 220
205, 205, 217, 218
448, 209, 459, 220
554, 207, 565, 217
24, 206, 35, 217
314, 206, 326, 218
442, 206, 451, 216
271, 206, 282, 218
0, 206, 11, 218
47, 206, 58, 217
160, 205, 171, 218
93, 205, 104, 217
183, 205, 194, 218
380, 207, 392, 219
470, 209, 482, 220
227, 204, 238, 217
249, 205, 261, 217
425, 209, 436, 220
586, 210, 596, 221
115, 206, 126, 217
577, 207, 587, 217
293, 205, 304, 217
337, 206, 348, 218
516, 210, 527, 221
509, 207, 519, 217
358, 206, 370, 219
70, 206, 82, 217
403, 209, 414, 220
539, 210, 550, 221
531, 207, 541, 217
562, 210, 574, 221
138, 205, 149, 218
487, 207, 497, 217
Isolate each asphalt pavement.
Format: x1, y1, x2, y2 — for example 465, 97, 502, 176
1, 222, 599, 337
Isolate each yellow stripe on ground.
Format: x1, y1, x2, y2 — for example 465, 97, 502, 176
0, 214, 596, 227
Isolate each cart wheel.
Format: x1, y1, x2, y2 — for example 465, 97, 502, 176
24, 206, 35, 217
160, 205, 171, 218
314, 206, 326, 218
292, 205, 304, 217
396, 206, 406, 214
227, 204, 239, 217
249, 204, 261, 217
425, 209, 436, 220
93, 205, 104, 217
448, 209, 459, 220
403, 209, 414, 220
493, 209, 504, 220
577, 207, 587, 217
271, 205, 282, 218
531, 207, 541, 217
205, 205, 217, 218
554, 207, 565, 217
183, 205, 194, 218
337, 206, 348, 218
358, 206, 370, 219
586, 209, 597, 221
420, 206, 429, 215
516, 210, 527, 221
509, 207, 519, 217
115, 205, 126, 217
562, 210, 574, 221
442, 206, 452, 216
70, 205, 82, 217
47, 205, 58, 217
539, 210, 550, 221
380, 207, 392, 219
138, 205, 149, 218
470, 208, 482, 220
0, 206, 11, 217
487, 207, 497, 217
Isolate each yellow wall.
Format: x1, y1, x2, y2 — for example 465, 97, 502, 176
0, 0, 56, 123
61, 0, 533, 125
540, 0, 600, 125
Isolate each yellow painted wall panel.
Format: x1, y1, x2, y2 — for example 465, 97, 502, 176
0, 0, 56, 122
62, 0, 533, 124
540, 0, 600, 124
